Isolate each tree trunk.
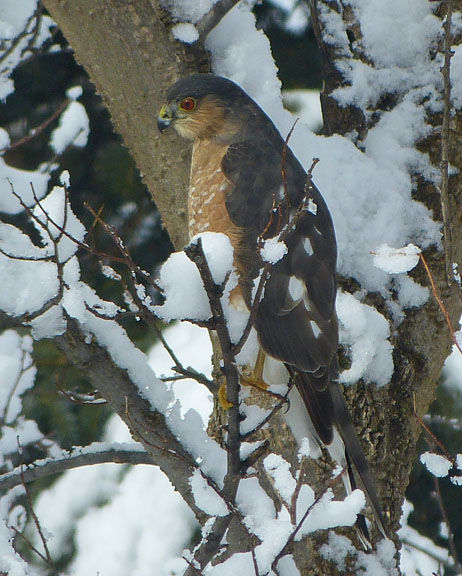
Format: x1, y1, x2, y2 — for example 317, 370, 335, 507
43, 0, 210, 249
311, 0, 462, 544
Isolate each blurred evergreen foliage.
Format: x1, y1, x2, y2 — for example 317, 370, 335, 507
254, 0, 322, 89
407, 379, 462, 570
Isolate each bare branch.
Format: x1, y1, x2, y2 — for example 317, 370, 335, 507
1, 99, 69, 153
433, 475, 461, 571
18, 440, 58, 574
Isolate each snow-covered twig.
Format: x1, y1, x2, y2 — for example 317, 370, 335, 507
271, 468, 346, 572
196, 0, 241, 41
57, 386, 106, 405
184, 237, 244, 572
0, 3, 42, 68
0, 444, 153, 492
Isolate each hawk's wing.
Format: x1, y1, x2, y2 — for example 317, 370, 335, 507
221, 138, 386, 540
222, 139, 338, 445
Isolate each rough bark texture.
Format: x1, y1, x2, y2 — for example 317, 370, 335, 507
42, 0, 210, 249
34, 1, 462, 573
306, 1, 462, 572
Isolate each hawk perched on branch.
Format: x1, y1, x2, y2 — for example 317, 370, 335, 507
158, 74, 386, 545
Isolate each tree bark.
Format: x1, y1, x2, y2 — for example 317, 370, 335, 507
42, 0, 210, 250
310, 0, 462, 544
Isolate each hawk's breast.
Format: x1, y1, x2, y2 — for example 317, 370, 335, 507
189, 139, 235, 238
189, 138, 247, 311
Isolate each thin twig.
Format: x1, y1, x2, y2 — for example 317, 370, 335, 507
232, 265, 270, 356
85, 201, 161, 292
433, 475, 461, 571
1, 99, 69, 153
413, 400, 455, 464
281, 119, 299, 224
419, 253, 462, 355
271, 469, 345, 571
10, 526, 50, 564
18, 443, 58, 573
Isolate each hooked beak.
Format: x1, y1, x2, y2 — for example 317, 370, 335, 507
158, 104, 173, 133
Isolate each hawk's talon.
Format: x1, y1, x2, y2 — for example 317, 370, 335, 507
218, 383, 233, 410
240, 374, 269, 391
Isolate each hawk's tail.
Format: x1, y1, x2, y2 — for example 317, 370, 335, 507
328, 377, 387, 541
291, 368, 387, 547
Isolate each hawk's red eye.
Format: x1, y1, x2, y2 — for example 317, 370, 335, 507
180, 97, 196, 111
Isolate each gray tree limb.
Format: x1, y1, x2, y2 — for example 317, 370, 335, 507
0, 445, 153, 492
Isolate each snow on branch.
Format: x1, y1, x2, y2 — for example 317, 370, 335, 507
0, 443, 153, 492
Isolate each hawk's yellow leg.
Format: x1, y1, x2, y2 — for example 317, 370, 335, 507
218, 349, 269, 410
240, 349, 269, 391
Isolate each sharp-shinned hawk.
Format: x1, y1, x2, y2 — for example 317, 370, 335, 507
158, 73, 386, 546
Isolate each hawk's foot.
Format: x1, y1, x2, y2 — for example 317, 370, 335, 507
218, 382, 233, 410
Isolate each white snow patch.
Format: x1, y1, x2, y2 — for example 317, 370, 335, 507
282, 90, 322, 131
373, 243, 421, 274
50, 100, 89, 154
420, 452, 453, 478
337, 292, 393, 386
190, 469, 228, 516
155, 233, 234, 323
296, 489, 365, 538
263, 454, 296, 505
172, 22, 198, 43
261, 237, 288, 264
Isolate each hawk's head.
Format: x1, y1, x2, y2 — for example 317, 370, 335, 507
158, 74, 250, 141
